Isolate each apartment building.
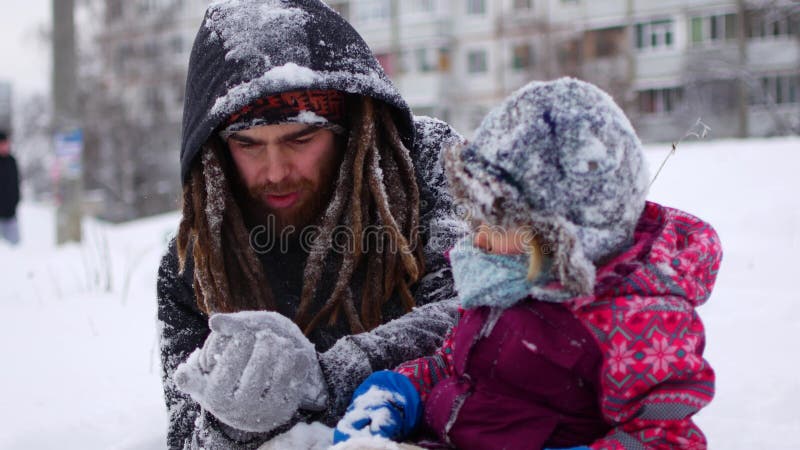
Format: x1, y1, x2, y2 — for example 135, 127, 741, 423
93, 0, 799, 145
329, 0, 799, 141
84, 0, 797, 219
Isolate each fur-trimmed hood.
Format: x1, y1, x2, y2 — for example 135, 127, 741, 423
591, 201, 722, 308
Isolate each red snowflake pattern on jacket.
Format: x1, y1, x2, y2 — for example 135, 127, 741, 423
396, 202, 721, 449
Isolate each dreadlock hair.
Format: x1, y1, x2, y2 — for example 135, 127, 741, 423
176, 136, 276, 314
175, 95, 424, 335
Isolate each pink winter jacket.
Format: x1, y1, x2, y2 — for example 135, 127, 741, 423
397, 202, 722, 449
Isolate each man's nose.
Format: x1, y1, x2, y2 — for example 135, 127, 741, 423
263, 148, 291, 184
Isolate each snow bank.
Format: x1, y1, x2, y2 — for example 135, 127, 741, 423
643, 137, 800, 449
0, 205, 178, 449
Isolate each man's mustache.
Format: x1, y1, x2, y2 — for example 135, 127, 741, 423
249, 179, 312, 198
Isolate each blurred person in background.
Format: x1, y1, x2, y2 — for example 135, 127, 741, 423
0, 130, 20, 245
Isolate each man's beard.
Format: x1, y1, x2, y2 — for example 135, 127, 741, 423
249, 179, 326, 234
237, 163, 339, 243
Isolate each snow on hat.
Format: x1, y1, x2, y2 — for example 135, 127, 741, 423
219, 89, 347, 138
445, 77, 649, 296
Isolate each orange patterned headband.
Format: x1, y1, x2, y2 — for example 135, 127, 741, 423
220, 89, 347, 138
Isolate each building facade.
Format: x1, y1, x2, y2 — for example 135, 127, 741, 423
329, 0, 800, 141
82, 0, 797, 218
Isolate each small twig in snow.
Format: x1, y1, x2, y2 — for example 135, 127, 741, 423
649, 118, 711, 188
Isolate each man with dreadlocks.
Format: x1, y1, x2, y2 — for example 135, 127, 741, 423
156, 1, 465, 448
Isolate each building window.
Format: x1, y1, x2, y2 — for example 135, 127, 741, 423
416, 48, 436, 72
511, 44, 534, 70
637, 87, 684, 115
635, 19, 675, 51
586, 26, 625, 58
466, 0, 486, 15
513, 0, 532, 10
690, 13, 738, 45
106, 0, 124, 21
754, 74, 800, 105
467, 50, 488, 74
748, 11, 798, 39
749, 11, 765, 38
407, 0, 435, 14
438, 47, 451, 72
356, 0, 390, 23
725, 13, 739, 39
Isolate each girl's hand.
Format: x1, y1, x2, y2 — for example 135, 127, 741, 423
333, 371, 422, 444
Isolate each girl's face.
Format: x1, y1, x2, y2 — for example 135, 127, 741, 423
473, 223, 534, 255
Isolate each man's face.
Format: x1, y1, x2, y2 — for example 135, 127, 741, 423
0, 140, 9, 156
226, 123, 342, 233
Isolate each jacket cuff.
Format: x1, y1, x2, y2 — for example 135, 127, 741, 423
191, 409, 270, 449
318, 336, 373, 423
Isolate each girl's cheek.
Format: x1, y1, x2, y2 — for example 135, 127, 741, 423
473, 230, 490, 251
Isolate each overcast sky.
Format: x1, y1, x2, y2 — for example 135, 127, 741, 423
0, 0, 51, 98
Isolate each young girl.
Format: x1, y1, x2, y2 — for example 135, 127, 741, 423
333, 78, 721, 449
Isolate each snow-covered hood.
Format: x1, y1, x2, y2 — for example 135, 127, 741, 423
179, 0, 414, 182
589, 202, 723, 308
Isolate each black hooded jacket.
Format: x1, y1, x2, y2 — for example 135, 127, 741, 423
157, 1, 465, 448
0, 154, 20, 219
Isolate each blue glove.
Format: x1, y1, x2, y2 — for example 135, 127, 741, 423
333, 370, 422, 444
545, 447, 591, 450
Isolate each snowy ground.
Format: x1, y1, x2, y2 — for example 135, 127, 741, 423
1, 137, 798, 449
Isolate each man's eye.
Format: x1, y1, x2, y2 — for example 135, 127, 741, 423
233, 141, 261, 154
292, 135, 314, 145
232, 139, 253, 147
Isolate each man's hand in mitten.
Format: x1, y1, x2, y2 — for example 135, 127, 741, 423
174, 311, 328, 433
